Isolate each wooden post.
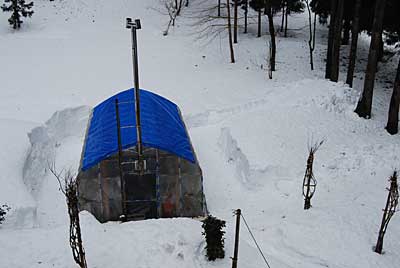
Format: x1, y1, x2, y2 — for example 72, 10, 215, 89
232, 209, 241, 268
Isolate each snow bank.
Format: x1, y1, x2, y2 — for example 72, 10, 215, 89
22, 106, 90, 227
23, 106, 90, 198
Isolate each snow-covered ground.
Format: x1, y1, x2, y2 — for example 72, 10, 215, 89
1, 0, 399, 267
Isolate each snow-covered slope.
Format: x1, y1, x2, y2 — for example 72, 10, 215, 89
0, 0, 399, 268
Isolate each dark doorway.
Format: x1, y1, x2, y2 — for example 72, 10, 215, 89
124, 173, 157, 219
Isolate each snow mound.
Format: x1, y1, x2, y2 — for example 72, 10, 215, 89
218, 128, 253, 186
23, 106, 90, 198
217, 127, 287, 190
294, 79, 360, 115
23, 106, 90, 226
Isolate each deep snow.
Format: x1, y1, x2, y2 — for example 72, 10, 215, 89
0, 0, 399, 268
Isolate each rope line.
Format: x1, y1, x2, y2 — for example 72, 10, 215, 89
240, 213, 272, 268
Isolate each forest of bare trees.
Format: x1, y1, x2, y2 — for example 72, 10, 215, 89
168, 0, 400, 134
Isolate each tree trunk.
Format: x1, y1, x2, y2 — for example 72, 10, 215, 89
234, 0, 238, 43
354, 0, 387, 119
257, 9, 262, 37
284, 7, 288, 37
265, 0, 276, 71
176, 0, 183, 16
386, 58, 400, 134
227, 0, 235, 63
280, 2, 285, 32
218, 0, 221, 17
330, 0, 344, 82
325, 0, 338, 79
342, 18, 351, 45
378, 33, 384, 62
244, 0, 248, 33
306, 0, 316, 70
346, 0, 361, 87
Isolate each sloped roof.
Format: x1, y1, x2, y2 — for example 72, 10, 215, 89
81, 89, 195, 171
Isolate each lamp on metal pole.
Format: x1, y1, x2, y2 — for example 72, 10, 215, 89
126, 18, 145, 172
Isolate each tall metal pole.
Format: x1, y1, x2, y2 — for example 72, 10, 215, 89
126, 18, 143, 161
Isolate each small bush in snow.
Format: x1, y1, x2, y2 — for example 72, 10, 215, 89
303, 139, 324, 209
49, 164, 87, 268
202, 215, 226, 261
0, 204, 10, 224
375, 171, 399, 254
1, 0, 34, 29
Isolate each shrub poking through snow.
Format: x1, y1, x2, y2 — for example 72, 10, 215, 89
49, 164, 88, 268
202, 215, 226, 261
375, 171, 399, 254
303, 139, 324, 210
0, 204, 10, 224
1, 0, 34, 29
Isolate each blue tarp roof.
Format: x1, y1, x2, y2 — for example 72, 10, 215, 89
81, 89, 195, 171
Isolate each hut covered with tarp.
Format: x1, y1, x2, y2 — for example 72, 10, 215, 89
77, 89, 207, 222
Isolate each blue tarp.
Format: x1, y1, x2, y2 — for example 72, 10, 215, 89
81, 89, 195, 171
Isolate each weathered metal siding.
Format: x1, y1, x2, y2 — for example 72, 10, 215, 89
77, 146, 206, 223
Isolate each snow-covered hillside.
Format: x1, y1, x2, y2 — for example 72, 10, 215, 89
0, 0, 399, 267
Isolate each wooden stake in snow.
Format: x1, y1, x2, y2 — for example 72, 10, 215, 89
303, 140, 323, 210
375, 171, 399, 254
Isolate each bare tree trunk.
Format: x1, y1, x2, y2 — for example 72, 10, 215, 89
342, 18, 351, 45
325, 0, 337, 79
306, 0, 316, 70
346, 0, 361, 87
284, 7, 288, 37
244, 0, 248, 33
280, 1, 285, 32
227, 0, 235, 63
378, 33, 384, 62
386, 58, 400, 134
257, 9, 262, 37
265, 0, 276, 71
176, 0, 184, 15
330, 0, 344, 82
234, 0, 238, 43
354, 0, 387, 119
268, 41, 273, 79
218, 0, 221, 17
185, 0, 189, 7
